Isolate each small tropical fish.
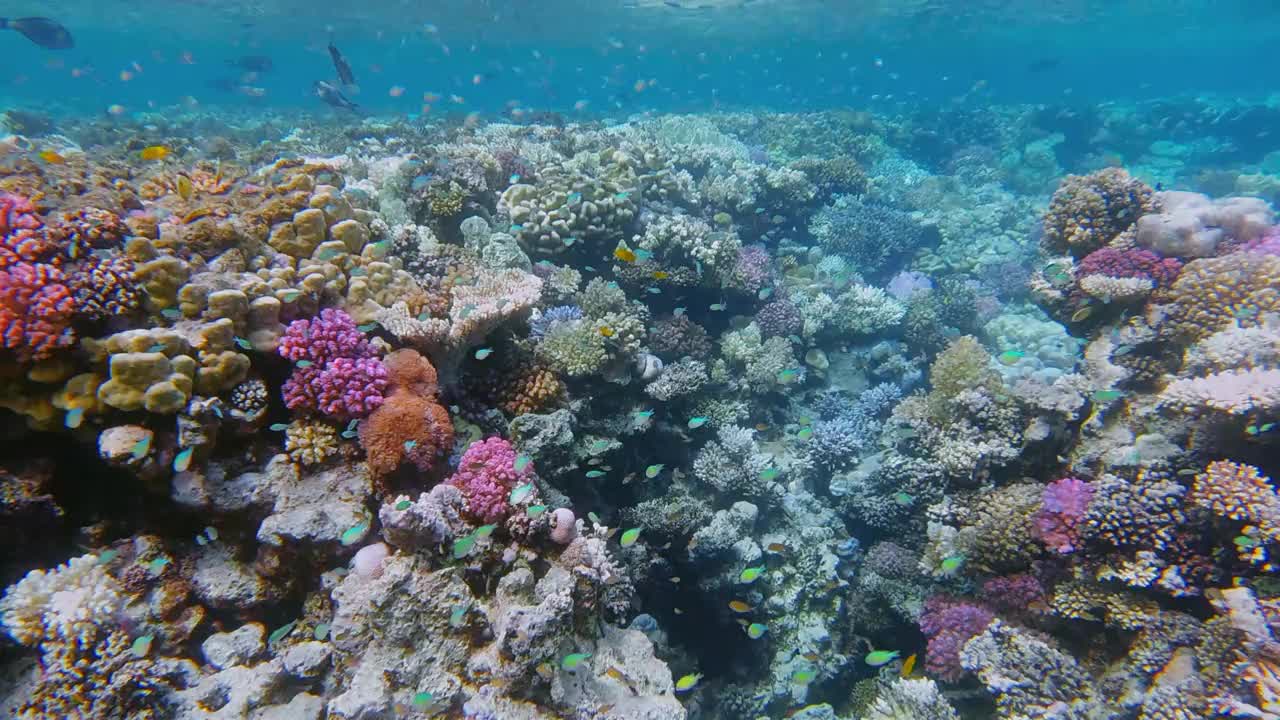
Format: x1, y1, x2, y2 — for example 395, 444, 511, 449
940, 555, 965, 573
509, 173, 521, 184
688, 416, 709, 429
173, 447, 194, 472
404, 440, 419, 453
295, 359, 314, 368
139, 145, 171, 161
1235, 305, 1259, 320
998, 350, 1025, 366
614, 247, 637, 263
586, 470, 607, 479
739, 565, 766, 583
204, 526, 219, 541
411, 691, 435, 709
599, 326, 616, 337
511, 481, 534, 504
901, 653, 917, 677
755, 423, 770, 432
1235, 535, 1261, 548
709, 303, 726, 311
313, 623, 330, 641
233, 336, 253, 351
653, 271, 670, 280
196, 534, 208, 546
865, 650, 900, 667
759, 467, 780, 482
563, 237, 576, 247
1246, 423, 1277, 436
634, 409, 655, 421
282, 291, 301, 302
474, 523, 498, 539
776, 368, 800, 383
758, 287, 773, 300
453, 534, 476, 559
796, 427, 813, 441
567, 191, 582, 203
131, 634, 154, 658
620, 528, 642, 547
561, 652, 592, 671
893, 492, 914, 505
675, 673, 701, 692
615, 191, 631, 201
526, 504, 548, 518
1092, 390, 1126, 403
148, 557, 169, 574
673, 307, 687, 316
1071, 305, 1094, 322
268, 620, 296, 644
746, 623, 768, 639
474, 347, 494, 360
645, 464, 665, 478
395, 500, 412, 511
728, 600, 752, 613
646, 287, 662, 295
585, 266, 598, 272
767, 542, 787, 553
792, 669, 816, 684
356, 322, 378, 332
160, 308, 182, 320
175, 174, 193, 201
64, 407, 85, 429
39, 149, 66, 164
131, 437, 151, 460
269, 423, 289, 432
340, 522, 368, 546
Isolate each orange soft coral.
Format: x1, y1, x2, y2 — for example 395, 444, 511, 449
358, 349, 453, 479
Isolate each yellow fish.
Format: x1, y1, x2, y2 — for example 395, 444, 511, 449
613, 247, 637, 263
901, 653, 917, 677
38, 150, 66, 164
599, 326, 616, 338
175, 174, 194, 201
1071, 305, 1094, 322
652, 270, 670, 280
728, 600, 752, 613
139, 145, 171, 161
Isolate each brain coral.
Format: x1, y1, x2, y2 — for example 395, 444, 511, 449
1040, 167, 1157, 257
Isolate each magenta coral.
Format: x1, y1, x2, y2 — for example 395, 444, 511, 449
0, 193, 57, 269
1032, 477, 1094, 554
981, 573, 1046, 614
919, 596, 995, 682
1077, 247, 1182, 286
279, 309, 387, 420
0, 261, 76, 362
731, 245, 776, 294
448, 436, 533, 523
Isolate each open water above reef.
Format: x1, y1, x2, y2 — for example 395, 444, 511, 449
1, 2, 1279, 719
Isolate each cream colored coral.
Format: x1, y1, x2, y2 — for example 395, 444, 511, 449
1079, 274, 1154, 303
285, 420, 340, 466
1, 554, 122, 647
1159, 368, 1280, 415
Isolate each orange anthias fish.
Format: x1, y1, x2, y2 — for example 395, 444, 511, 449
901, 653, 918, 678
613, 247, 637, 263
728, 600, 752, 613
38, 149, 66, 164
139, 145, 171, 161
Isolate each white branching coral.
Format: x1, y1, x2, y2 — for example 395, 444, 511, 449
1, 554, 123, 647
836, 283, 907, 334
1159, 368, 1280, 415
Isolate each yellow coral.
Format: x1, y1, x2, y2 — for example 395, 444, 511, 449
1163, 253, 1280, 343
285, 420, 340, 466
1191, 461, 1280, 542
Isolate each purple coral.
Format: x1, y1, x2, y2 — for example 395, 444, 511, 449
981, 573, 1046, 614
1077, 247, 1182, 286
755, 298, 802, 338
886, 270, 933, 301
1033, 477, 1094, 554
919, 596, 995, 682
279, 309, 387, 420
449, 436, 533, 523
731, 245, 777, 294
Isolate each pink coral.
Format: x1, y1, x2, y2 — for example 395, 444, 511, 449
919, 596, 995, 682
279, 309, 387, 420
730, 245, 776, 294
1077, 247, 1182, 286
0, 260, 76, 362
1033, 477, 1094, 554
981, 573, 1046, 614
448, 436, 533, 523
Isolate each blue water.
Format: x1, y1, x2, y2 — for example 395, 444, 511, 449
3, 1, 1278, 117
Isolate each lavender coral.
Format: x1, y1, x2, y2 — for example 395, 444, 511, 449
1032, 477, 1094, 554
279, 308, 388, 420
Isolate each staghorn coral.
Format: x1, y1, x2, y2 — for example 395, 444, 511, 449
692, 424, 777, 501
1040, 167, 1157, 257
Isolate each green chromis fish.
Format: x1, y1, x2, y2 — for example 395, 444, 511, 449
561, 652, 592, 671
746, 623, 767, 639
514, 454, 533, 473
510, 482, 534, 504
997, 350, 1025, 366
759, 467, 780, 482
620, 528, 642, 547
64, 407, 85, 429
474, 347, 494, 360
340, 522, 368, 547
940, 555, 965, 574
674, 673, 702, 692
585, 470, 607, 479
173, 447, 194, 473
796, 427, 813, 441
687, 416, 709, 429
645, 464, 665, 478
453, 535, 476, 559
865, 650, 901, 667
739, 565, 766, 584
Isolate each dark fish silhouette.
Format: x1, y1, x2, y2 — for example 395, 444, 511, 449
328, 42, 355, 86
1027, 58, 1060, 72
314, 80, 358, 111
0, 16, 74, 50
228, 55, 273, 72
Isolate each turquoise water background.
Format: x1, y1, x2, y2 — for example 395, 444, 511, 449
2, 0, 1277, 116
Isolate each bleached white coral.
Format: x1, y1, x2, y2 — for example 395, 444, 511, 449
835, 283, 906, 334
1183, 321, 1280, 374
862, 677, 960, 720
1, 554, 123, 647
1078, 274, 1155, 303
1159, 368, 1280, 415
719, 322, 798, 392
